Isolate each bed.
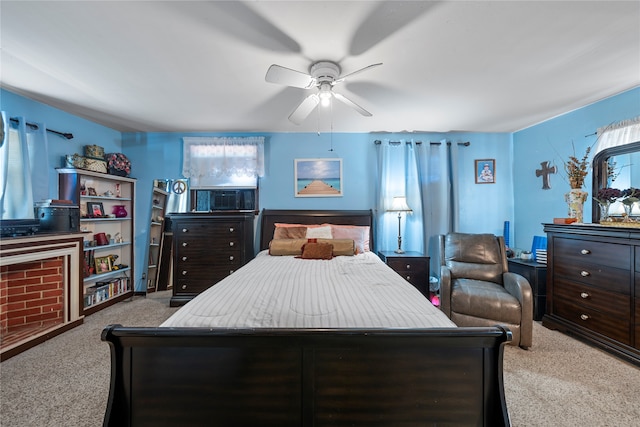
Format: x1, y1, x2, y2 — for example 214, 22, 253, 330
102, 209, 512, 426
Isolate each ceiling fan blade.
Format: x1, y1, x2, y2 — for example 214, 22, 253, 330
333, 93, 372, 117
336, 63, 383, 83
265, 64, 314, 89
289, 94, 319, 124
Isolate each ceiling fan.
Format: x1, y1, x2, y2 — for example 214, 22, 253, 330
265, 61, 382, 125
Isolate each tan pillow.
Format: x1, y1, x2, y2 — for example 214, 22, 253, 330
300, 242, 333, 260
273, 226, 307, 239
268, 239, 307, 255
318, 239, 356, 256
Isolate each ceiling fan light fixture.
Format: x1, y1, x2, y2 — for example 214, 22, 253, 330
319, 82, 332, 107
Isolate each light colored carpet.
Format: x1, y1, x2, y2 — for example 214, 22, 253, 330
1, 291, 638, 426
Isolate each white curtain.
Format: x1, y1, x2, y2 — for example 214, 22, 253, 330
593, 116, 640, 156
376, 138, 460, 275
182, 136, 265, 187
0, 113, 44, 220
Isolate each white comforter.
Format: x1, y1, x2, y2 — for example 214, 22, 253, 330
161, 251, 456, 329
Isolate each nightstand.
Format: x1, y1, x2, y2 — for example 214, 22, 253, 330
507, 258, 547, 321
378, 251, 430, 296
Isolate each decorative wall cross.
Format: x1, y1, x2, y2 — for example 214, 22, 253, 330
535, 161, 557, 189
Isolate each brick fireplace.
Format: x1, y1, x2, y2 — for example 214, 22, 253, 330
0, 234, 84, 361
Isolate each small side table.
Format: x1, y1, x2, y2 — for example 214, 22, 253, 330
378, 251, 430, 297
507, 258, 547, 321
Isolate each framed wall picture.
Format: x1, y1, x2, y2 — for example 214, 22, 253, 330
87, 201, 105, 217
294, 158, 343, 197
94, 256, 112, 274
475, 159, 496, 184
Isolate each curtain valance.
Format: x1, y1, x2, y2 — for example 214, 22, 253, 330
593, 116, 640, 156
182, 137, 265, 185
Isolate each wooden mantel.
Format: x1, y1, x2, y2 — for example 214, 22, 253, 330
1, 232, 85, 361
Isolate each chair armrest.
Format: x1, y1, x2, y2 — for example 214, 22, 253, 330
503, 271, 534, 347
440, 265, 452, 317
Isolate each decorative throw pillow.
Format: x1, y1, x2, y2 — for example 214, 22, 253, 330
317, 238, 356, 256
300, 242, 334, 260
273, 226, 307, 239
268, 239, 307, 255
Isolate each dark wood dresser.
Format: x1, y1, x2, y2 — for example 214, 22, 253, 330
167, 212, 254, 306
543, 223, 639, 365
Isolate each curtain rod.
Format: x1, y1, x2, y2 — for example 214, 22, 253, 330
9, 117, 74, 140
374, 140, 470, 146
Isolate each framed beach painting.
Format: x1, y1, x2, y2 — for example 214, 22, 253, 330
294, 158, 343, 197
475, 159, 496, 184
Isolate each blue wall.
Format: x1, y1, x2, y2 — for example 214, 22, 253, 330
4, 86, 638, 291
512, 87, 640, 250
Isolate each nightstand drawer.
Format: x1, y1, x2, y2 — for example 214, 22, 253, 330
386, 258, 428, 274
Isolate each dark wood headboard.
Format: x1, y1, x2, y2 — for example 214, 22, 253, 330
259, 209, 374, 251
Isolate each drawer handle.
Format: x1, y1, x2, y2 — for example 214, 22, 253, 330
229, 255, 234, 261
580, 292, 590, 299
406, 264, 411, 269
229, 242, 234, 247
229, 227, 234, 232
181, 284, 187, 290
230, 270, 235, 274
182, 228, 188, 233
580, 249, 590, 255
405, 275, 411, 280
580, 314, 590, 321
182, 242, 188, 247
580, 270, 590, 277
182, 270, 187, 276
182, 256, 187, 261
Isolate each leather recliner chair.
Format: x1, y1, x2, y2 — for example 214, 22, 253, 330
438, 232, 533, 349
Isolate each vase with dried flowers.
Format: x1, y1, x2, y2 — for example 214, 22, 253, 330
620, 187, 640, 222
563, 144, 591, 223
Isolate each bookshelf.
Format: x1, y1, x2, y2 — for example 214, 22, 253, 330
58, 168, 136, 315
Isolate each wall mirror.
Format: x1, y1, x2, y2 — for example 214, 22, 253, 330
592, 140, 640, 222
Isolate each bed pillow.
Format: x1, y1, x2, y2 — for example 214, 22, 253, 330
273, 226, 307, 239
305, 225, 332, 239
330, 225, 370, 253
318, 238, 356, 256
300, 242, 334, 260
268, 239, 307, 255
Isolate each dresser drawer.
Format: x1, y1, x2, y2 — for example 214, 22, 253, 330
176, 249, 242, 267
554, 298, 631, 345
554, 262, 630, 294
553, 237, 631, 269
174, 262, 242, 281
553, 277, 631, 319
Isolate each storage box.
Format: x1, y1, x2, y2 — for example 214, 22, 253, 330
84, 144, 105, 158
34, 206, 80, 232
84, 157, 107, 173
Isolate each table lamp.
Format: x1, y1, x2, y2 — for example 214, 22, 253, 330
387, 196, 412, 253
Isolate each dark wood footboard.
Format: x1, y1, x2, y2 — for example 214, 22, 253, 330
102, 326, 512, 426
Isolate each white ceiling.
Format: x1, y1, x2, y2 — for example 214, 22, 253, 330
1, 1, 639, 134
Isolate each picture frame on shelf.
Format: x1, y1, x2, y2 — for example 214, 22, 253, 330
475, 159, 496, 184
94, 256, 112, 274
87, 202, 105, 217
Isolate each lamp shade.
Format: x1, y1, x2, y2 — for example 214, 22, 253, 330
387, 196, 412, 212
